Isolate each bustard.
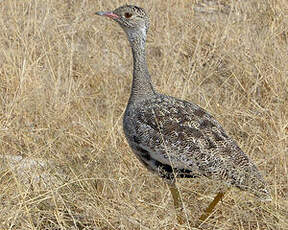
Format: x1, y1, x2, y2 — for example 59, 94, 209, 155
96, 5, 271, 224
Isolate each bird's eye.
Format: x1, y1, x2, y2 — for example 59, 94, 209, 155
124, 12, 132, 18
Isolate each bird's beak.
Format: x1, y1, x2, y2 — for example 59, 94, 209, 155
95, 11, 119, 19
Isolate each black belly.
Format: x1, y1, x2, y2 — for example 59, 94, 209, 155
154, 160, 198, 180
133, 143, 198, 181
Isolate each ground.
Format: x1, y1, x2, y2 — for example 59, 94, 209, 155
0, 0, 287, 229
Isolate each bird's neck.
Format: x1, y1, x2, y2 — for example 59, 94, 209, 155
127, 29, 155, 102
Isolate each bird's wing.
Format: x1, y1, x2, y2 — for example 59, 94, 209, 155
131, 95, 251, 175
125, 94, 269, 199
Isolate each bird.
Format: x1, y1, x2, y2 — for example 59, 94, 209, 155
95, 5, 271, 224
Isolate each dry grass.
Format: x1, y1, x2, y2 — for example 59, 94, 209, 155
0, 0, 287, 229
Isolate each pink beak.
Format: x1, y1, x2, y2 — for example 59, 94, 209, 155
96, 11, 119, 19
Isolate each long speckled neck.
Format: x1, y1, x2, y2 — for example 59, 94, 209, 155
126, 28, 155, 102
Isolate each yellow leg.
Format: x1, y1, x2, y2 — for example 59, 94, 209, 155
168, 183, 185, 225
198, 192, 225, 222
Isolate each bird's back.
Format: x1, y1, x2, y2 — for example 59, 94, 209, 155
123, 93, 271, 200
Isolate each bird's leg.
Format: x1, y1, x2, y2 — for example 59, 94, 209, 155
168, 183, 185, 225
198, 192, 225, 222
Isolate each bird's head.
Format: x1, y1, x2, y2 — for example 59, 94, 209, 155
96, 5, 150, 42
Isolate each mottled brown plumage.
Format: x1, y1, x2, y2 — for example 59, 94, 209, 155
124, 94, 270, 199
96, 4, 271, 223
